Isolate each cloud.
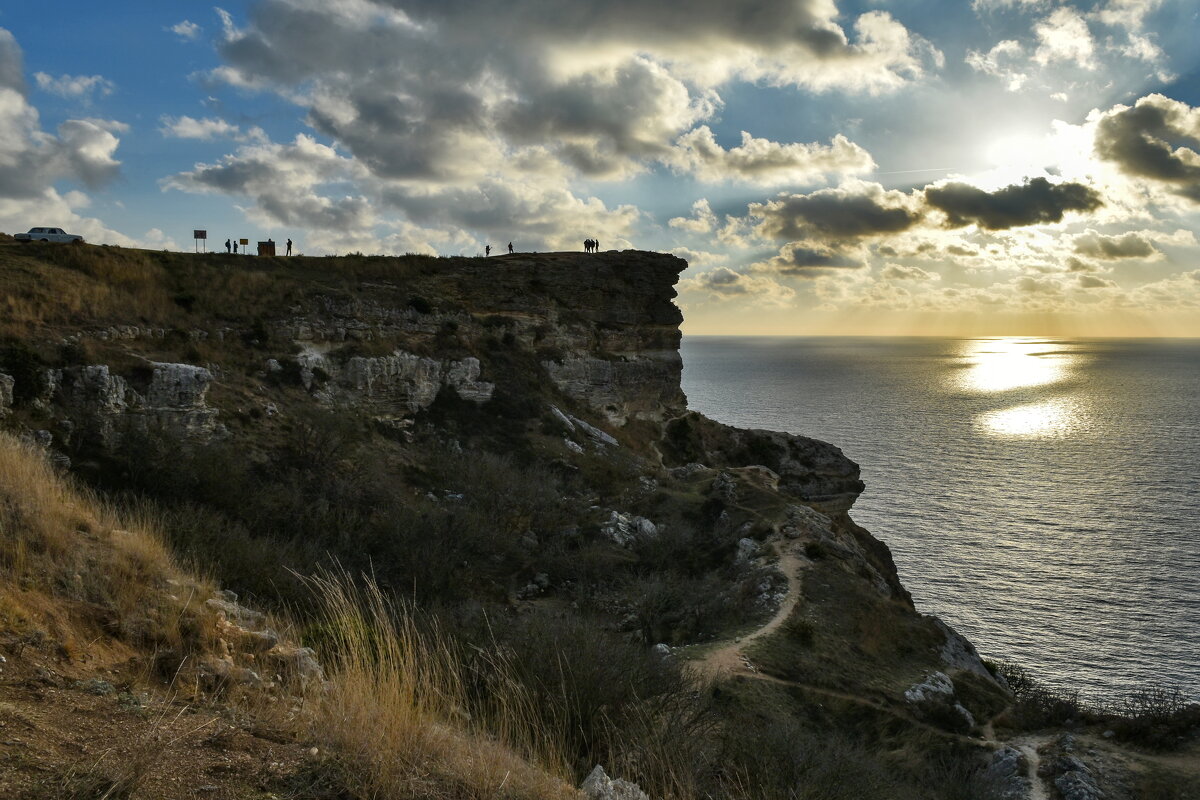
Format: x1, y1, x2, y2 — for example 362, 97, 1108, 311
1078, 274, 1117, 288
924, 177, 1102, 230
1093, 94, 1200, 202
163, 134, 375, 232
202, 0, 938, 190
170, 20, 202, 40
750, 181, 921, 241
753, 241, 867, 278
668, 127, 875, 186
33, 72, 114, 100
679, 266, 796, 305
965, 40, 1028, 91
1032, 7, 1097, 70
159, 115, 266, 142
669, 198, 718, 233
1072, 229, 1159, 260
881, 263, 939, 280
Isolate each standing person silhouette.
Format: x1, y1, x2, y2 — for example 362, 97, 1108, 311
232, 241, 238, 254
286, 238, 292, 256
594, 239, 600, 252
485, 244, 491, 256
225, 238, 231, 253
508, 242, 514, 254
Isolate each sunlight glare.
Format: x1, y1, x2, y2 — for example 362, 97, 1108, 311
955, 338, 1072, 392
979, 398, 1086, 438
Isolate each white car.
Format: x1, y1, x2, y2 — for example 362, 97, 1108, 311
14, 227, 84, 243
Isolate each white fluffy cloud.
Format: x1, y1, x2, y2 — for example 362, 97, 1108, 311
33, 72, 114, 100
668, 128, 875, 186
159, 115, 266, 143
170, 20, 202, 40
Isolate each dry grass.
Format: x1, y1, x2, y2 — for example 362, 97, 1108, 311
304, 572, 581, 800
0, 432, 216, 655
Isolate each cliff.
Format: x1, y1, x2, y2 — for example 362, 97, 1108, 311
14, 242, 1163, 800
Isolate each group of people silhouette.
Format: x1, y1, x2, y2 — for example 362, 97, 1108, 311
223, 238, 293, 256
584, 238, 601, 253
484, 242, 516, 256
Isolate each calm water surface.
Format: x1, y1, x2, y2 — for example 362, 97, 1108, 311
681, 336, 1200, 701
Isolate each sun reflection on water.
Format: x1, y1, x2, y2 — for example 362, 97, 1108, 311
978, 399, 1087, 438
956, 337, 1071, 392
952, 338, 1092, 438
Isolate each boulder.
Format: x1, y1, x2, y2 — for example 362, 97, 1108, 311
581, 765, 652, 800
601, 511, 658, 547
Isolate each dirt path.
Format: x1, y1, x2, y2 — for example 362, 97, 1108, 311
1007, 734, 1053, 800
690, 547, 806, 679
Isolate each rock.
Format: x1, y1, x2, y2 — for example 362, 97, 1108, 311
780, 504, 833, 538
74, 678, 116, 696
0, 372, 13, 415
904, 672, 975, 731
549, 405, 576, 431
652, 643, 671, 657
266, 358, 282, 373
49, 362, 219, 445
933, 617, 994, 680
581, 765, 652, 800
265, 645, 325, 686
600, 511, 658, 547
570, 414, 619, 447
1053, 754, 1104, 800
205, 596, 267, 631
198, 656, 264, 689
735, 537, 760, 563
711, 471, 738, 502
533, 572, 550, 590
564, 438, 585, 454
339, 350, 493, 413
668, 462, 708, 480
905, 672, 955, 704
982, 746, 1031, 800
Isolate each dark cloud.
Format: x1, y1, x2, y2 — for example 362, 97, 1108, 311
755, 241, 866, 278
1073, 230, 1158, 260
1094, 93, 1200, 202
751, 184, 920, 241
924, 177, 1102, 230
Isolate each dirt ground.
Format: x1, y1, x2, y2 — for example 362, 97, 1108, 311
0, 641, 320, 800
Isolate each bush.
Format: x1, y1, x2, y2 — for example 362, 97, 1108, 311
1108, 686, 1200, 750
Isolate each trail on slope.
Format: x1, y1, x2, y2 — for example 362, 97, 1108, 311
691, 547, 805, 679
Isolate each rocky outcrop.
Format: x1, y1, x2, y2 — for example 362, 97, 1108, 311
48, 362, 219, 446
903, 671, 976, 732
334, 351, 493, 413
660, 412, 864, 512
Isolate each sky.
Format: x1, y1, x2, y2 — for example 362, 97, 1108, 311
2, 0, 1199, 336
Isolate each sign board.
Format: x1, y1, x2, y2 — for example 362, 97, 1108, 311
193, 230, 207, 239
239, 239, 249, 245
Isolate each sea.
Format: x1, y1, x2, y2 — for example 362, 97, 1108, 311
681, 336, 1200, 702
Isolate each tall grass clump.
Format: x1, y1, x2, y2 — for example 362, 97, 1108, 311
0, 432, 215, 654
303, 572, 578, 800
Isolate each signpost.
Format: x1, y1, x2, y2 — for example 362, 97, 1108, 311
193, 230, 207, 253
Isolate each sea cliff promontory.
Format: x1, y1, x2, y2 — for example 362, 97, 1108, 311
1, 242, 1192, 799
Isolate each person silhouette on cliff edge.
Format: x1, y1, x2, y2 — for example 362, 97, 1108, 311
485, 244, 491, 256
286, 238, 293, 256
508, 242, 514, 254
225, 238, 231, 253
